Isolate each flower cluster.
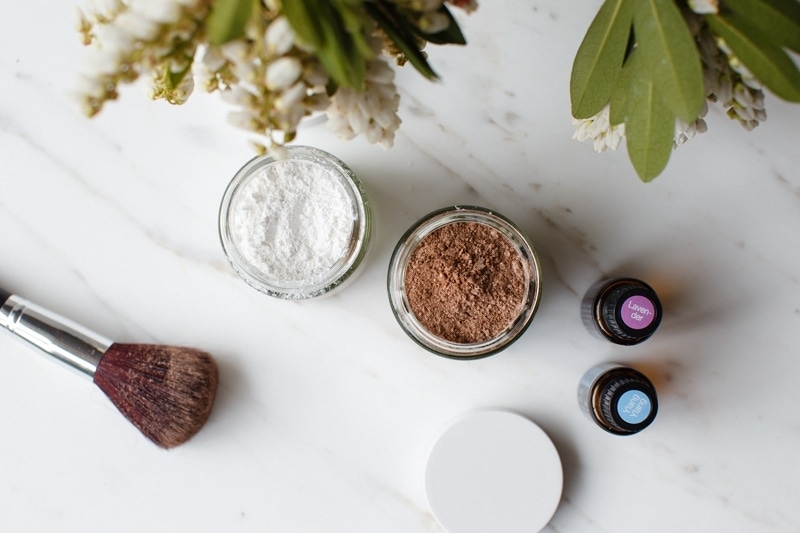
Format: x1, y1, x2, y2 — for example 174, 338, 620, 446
76, 0, 476, 154
571, 105, 624, 154
326, 42, 402, 150
572, 103, 710, 156
194, 13, 333, 154
77, 0, 210, 116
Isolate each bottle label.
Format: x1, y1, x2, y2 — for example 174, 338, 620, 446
617, 389, 652, 424
620, 295, 656, 330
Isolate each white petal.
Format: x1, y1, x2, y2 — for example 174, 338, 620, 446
365, 60, 394, 84
347, 110, 369, 134
592, 136, 608, 153
265, 17, 295, 56
275, 82, 306, 111
365, 122, 383, 144
118, 12, 160, 40
133, 1, 182, 24
220, 86, 256, 105
202, 47, 227, 72
265, 57, 302, 91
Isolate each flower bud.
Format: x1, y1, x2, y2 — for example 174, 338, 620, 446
265, 17, 295, 56
265, 57, 302, 91
274, 82, 306, 111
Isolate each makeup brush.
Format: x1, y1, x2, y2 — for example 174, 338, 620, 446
0, 288, 218, 449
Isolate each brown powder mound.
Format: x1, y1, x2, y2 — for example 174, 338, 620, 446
404, 221, 527, 344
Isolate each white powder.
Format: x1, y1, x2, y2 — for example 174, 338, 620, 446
231, 159, 355, 283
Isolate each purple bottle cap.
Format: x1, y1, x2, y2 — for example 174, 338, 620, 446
598, 279, 662, 345
620, 294, 657, 330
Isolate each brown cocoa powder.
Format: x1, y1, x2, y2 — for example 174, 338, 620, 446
404, 221, 527, 344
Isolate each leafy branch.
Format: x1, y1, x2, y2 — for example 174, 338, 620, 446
207, 0, 468, 88
571, 0, 800, 182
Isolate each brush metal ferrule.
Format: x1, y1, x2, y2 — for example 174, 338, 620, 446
0, 295, 112, 378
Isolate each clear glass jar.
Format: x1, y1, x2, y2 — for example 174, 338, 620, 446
387, 206, 542, 359
219, 146, 372, 300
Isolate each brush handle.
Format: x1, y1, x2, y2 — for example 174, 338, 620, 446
0, 294, 112, 377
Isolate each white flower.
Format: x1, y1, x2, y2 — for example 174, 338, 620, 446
688, 0, 718, 14
117, 11, 160, 40
572, 105, 624, 153
201, 46, 226, 72
697, 25, 767, 130
173, 74, 195, 104
220, 39, 249, 63
76, 0, 209, 115
674, 101, 708, 148
265, 57, 302, 90
716, 37, 760, 89
326, 56, 401, 149
265, 16, 295, 56
274, 82, 307, 111
727, 83, 766, 130
573, 102, 709, 153
93, 23, 135, 66
220, 86, 257, 106
134, 1, 184, 24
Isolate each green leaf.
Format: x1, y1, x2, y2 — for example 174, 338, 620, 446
207, 0, 257, 46
707, 13, 800, 101
332, 0, 374, 57
316, 16, 367, 89
625, 57, 675, 182
724, 0, 800, 52
760, 0, 800, 26
633, 0, 704, 123
609, 50, 635, 125
570, 0, 634, 119
284, 0, 371, 89
282, 0, 324, 47
365, 1, 439, 80
167, 58, 193, 90
414, 5, 467, 45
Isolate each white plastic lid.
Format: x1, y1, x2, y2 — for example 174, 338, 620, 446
424, 410, 563, 533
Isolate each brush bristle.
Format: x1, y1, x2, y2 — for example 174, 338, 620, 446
93, 343, 219, 449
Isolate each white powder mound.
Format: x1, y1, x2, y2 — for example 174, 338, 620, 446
231, 159, 355, 283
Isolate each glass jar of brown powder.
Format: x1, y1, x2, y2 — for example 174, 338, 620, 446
387, 206, 542, 359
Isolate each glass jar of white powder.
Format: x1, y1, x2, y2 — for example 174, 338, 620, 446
219, 146, 372, 300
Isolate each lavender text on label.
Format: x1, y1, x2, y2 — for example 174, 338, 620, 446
627, 300, 651, 323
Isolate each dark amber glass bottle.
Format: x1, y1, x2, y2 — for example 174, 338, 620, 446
581, 278, 662, 345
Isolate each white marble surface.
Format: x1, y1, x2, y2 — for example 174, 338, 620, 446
2, 1, 800, 531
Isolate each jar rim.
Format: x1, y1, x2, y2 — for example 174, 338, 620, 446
387, 206, 542, 358
219, 145, 371, 300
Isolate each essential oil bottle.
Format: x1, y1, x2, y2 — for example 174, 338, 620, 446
577, 363, 658, 435
581, 278, 662, 345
